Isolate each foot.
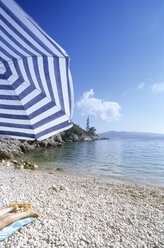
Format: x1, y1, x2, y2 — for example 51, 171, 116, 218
11, 205, 19, 212
26, 208, 40, 218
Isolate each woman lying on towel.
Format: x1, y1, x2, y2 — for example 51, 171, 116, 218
0, 205, 39, 230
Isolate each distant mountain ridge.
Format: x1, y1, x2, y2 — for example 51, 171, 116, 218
99, 131, 164, 139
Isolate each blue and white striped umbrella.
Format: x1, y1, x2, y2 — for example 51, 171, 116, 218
0, 0, 74, 140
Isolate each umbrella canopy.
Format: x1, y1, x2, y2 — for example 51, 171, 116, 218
0, 0, 74, 140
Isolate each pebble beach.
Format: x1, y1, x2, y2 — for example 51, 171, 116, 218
0, 164, 163, 248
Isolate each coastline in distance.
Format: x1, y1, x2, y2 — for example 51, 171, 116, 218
99, 130, 164, 139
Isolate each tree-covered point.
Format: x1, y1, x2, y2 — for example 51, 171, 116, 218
85, 116, 96, 136
64, 123, 87, 137
64, 123, 96, 137
87, 127, 96, 136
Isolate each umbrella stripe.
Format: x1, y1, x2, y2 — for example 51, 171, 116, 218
53, 58, 65, 112
27, 57, 40, 90
43, 56, 55, 103
0, 108, 26, 115
0, 108, 64, 128
0, 99, 52, 117
0, 95, 19, 100
0, 85, 11, 90
11, 58, 23, 78
28, 101, 55, 120
6, 61, 38, 102
0, 74, 8, 80
2, 12, 68, 62
0, 75, 71, 131
1, 6, 62, 57
34, 114, 69, 133
0, 57, 4, 62
4, 59, 18, 84
66, 58, 72, 119
0, 122, 31, 129
0, 117, 31, 125
2, 0, 65, 57
1, 61, 51, 117
18, 86, 35, 100
27, 13, 66, 57
0, 90, 16, 95
0, 64, 6, 73
15, 59, 31, 85
0, 104, 62, 129
0, 122, 73, 141
2, 61, 12, 78
0, 104, 24, 110
30, 106, 61, 126
1, 21, 40, 56
37, 56, 51, 98
36, 121, 72, 140
12, 78, 27, 91
22, 57, 36, 87
23, 93, 46, 109
1, 3, 67, 58
2, 58, 67, 120
1, 14, 47, 57
1, 36, 28, 59
0, 108, 72, 137
1, 25, 35, 56
32, 56, 45, 93
10, 60, 47, 107
1, 39, 23, 60
0, 126, 34, 133
59, 58, 70, 117
0, 130, 35, 139
13, 81, 31, 96
0, 0, 74, 140
37, 124, 73, 140
0, 113, 70, 133
0, 99, 25, 106
0, 46, 15, 61
0, 113, 28, 119
32, 110, 64, 129
25, 97, 51, 115
47, 56, 60, 107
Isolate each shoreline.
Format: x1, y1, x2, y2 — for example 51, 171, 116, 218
17, 138, 164, 188
36, 165, 164, 189
0, 165, 163, 247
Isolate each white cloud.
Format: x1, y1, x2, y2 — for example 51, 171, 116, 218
138, 82, 145, 89
151, 82, 164, 93
76, 89, 121, 122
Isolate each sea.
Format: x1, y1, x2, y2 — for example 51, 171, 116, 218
20, 138, 164, 186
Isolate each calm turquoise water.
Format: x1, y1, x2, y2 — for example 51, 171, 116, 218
20, 139, 164, 186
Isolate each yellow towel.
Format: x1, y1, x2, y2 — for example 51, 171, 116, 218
10, 203, 31, 211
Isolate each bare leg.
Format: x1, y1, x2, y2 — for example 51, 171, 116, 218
0, 209, 39, 230
0, 205, 19, 218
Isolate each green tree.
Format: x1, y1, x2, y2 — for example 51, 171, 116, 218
88, 127, 96, 136
64, 123, 86, 137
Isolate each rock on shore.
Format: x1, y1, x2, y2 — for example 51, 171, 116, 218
0, 165, 163, 248
0, 138, 38, 159
0, 125, 104, 160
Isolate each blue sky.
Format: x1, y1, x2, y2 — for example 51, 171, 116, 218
17, 0, 164, 134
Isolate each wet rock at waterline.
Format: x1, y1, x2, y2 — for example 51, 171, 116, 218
0, 159, 38, 171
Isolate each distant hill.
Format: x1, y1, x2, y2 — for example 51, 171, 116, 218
99, 131, 164, 139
